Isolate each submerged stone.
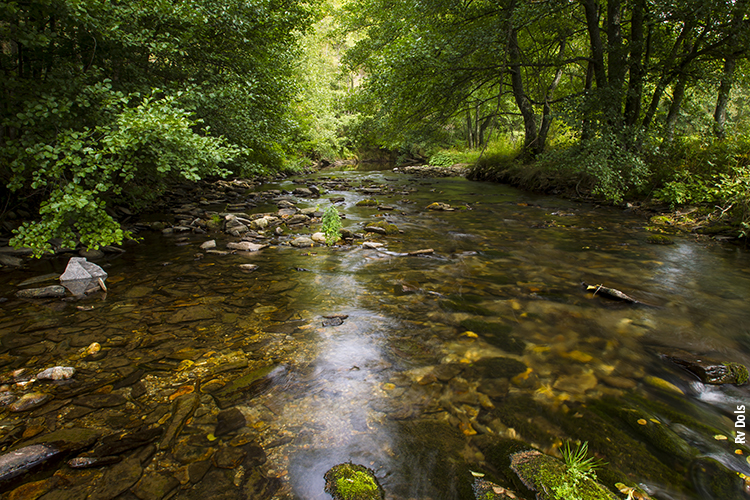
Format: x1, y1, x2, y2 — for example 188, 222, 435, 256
324, 463, 384, 500
9, 392, 51, 412
16, 286, 66, 299
665, 350, 749, 385
0, 444, 61, 483
37, 366, 75, 381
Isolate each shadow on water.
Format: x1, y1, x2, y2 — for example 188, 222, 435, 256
1, 168, 750, 499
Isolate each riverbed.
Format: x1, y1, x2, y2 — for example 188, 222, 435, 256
1, 166, 749, 499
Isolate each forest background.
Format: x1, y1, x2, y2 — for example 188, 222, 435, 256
1, 0, 749, 255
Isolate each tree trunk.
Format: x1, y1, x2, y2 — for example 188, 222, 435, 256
713, 56, 735, 140
665, 73, 687, 143
508, 27, 537, 160
537, 39, 566, 156
582, 0, 607, 89
624, 0, 645, 127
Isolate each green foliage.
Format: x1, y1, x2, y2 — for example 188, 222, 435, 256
321, 205, 342, 245
552, 441, 607, 500
428, 151, 457, 167
1, 0, 316, 254
543, 134, 651, 202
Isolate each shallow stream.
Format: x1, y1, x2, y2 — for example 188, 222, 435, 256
1, 167, 750, 499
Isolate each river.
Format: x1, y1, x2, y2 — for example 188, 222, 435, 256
1, 166, 749, 500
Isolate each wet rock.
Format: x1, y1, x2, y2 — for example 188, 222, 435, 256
238, 264, 259, 272
59, 257, 107, 296
472, 477, 522, 500
87, 427, 163, 458
213, 364, 282, 409
362, 241, 384, 249
311, 232, 327, 243
159, 393, 200, 450
426, 202, 454, 211
68, 455, 122, 468
647, 234, 674, 245
215, 408, 247, 436
0, 254, 24, 267
293, 187, 313, 197
188, 460, 211, 483
243, 467, 281, 500
552, 372, 598, 394
364, 220, 399, 235
17, 273, 60, 287
322, 317, 345, 327
6, 476, 59, 500
72, 393, 127, 408
132, 471, 180, 500
16, 286, 67, 299
664, 350, 749, 385
691, 457, 746, 500
290, 237, 315, 248
227, 241, 267, 252
0, 444, 62, 483
24, 427, 104, 452
87, 457, 143, 500
200, 240, 216, 250
212, 445, 247, 469
466, 357, 527, 380
324, 463, 384, 500
37, 366, 75, 381
167, 306, 216, 324
10, 392, 51, 412
510, 449, 618, 500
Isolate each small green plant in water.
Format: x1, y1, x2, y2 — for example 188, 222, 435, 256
552, 441, 607, 500
321, 205, 342, 246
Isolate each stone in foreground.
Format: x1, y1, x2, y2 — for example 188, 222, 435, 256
324, 463, 384, 500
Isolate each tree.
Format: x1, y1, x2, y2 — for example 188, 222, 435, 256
1, 0, 316, 255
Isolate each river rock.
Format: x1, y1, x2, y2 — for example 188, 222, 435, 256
132, 471, 180, 500
215, 408, 247, 436
227, 241, 267, 252
37, 366, 75, 381
239, 264, 259, 272
510, 449, 618, 500
311, 232, 327, 243
426, 202, 453, 211
247, 217, 270, 230
167, 306, 216, 324
9, 392, 51, 412
290, 237, 315, 248
0, 444, 62, 482
159, 393, 200, 450
552, 372, 598, 394
16, 286, 66, 299
87, 457, 143, 500
212, 445, 247, 469
200, 240, 216, 250
664, 350, 749, 385
60, 257, 107, 281
293, 187, 313, 197
362, 241, 384, 249
0, 254, 24, 267
324, 463, 384, 500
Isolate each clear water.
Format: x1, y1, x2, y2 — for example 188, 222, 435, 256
1, 168, 749, 499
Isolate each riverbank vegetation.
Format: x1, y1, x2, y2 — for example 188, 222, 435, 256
1, 0, 749, 253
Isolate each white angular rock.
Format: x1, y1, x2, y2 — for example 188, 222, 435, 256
37, 367, 75, 381
227, 241, 267, 252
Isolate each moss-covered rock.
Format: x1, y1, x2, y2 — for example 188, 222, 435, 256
665, 351, 749, 385
690, 457, 747, 499
365, 220, 399, 235
510, 450, 619, 500
356, 199, 378, 207
646, 234, 674, 245
324, 463, 384, 500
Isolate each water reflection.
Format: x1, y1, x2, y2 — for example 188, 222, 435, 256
1, 170, 750, 499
